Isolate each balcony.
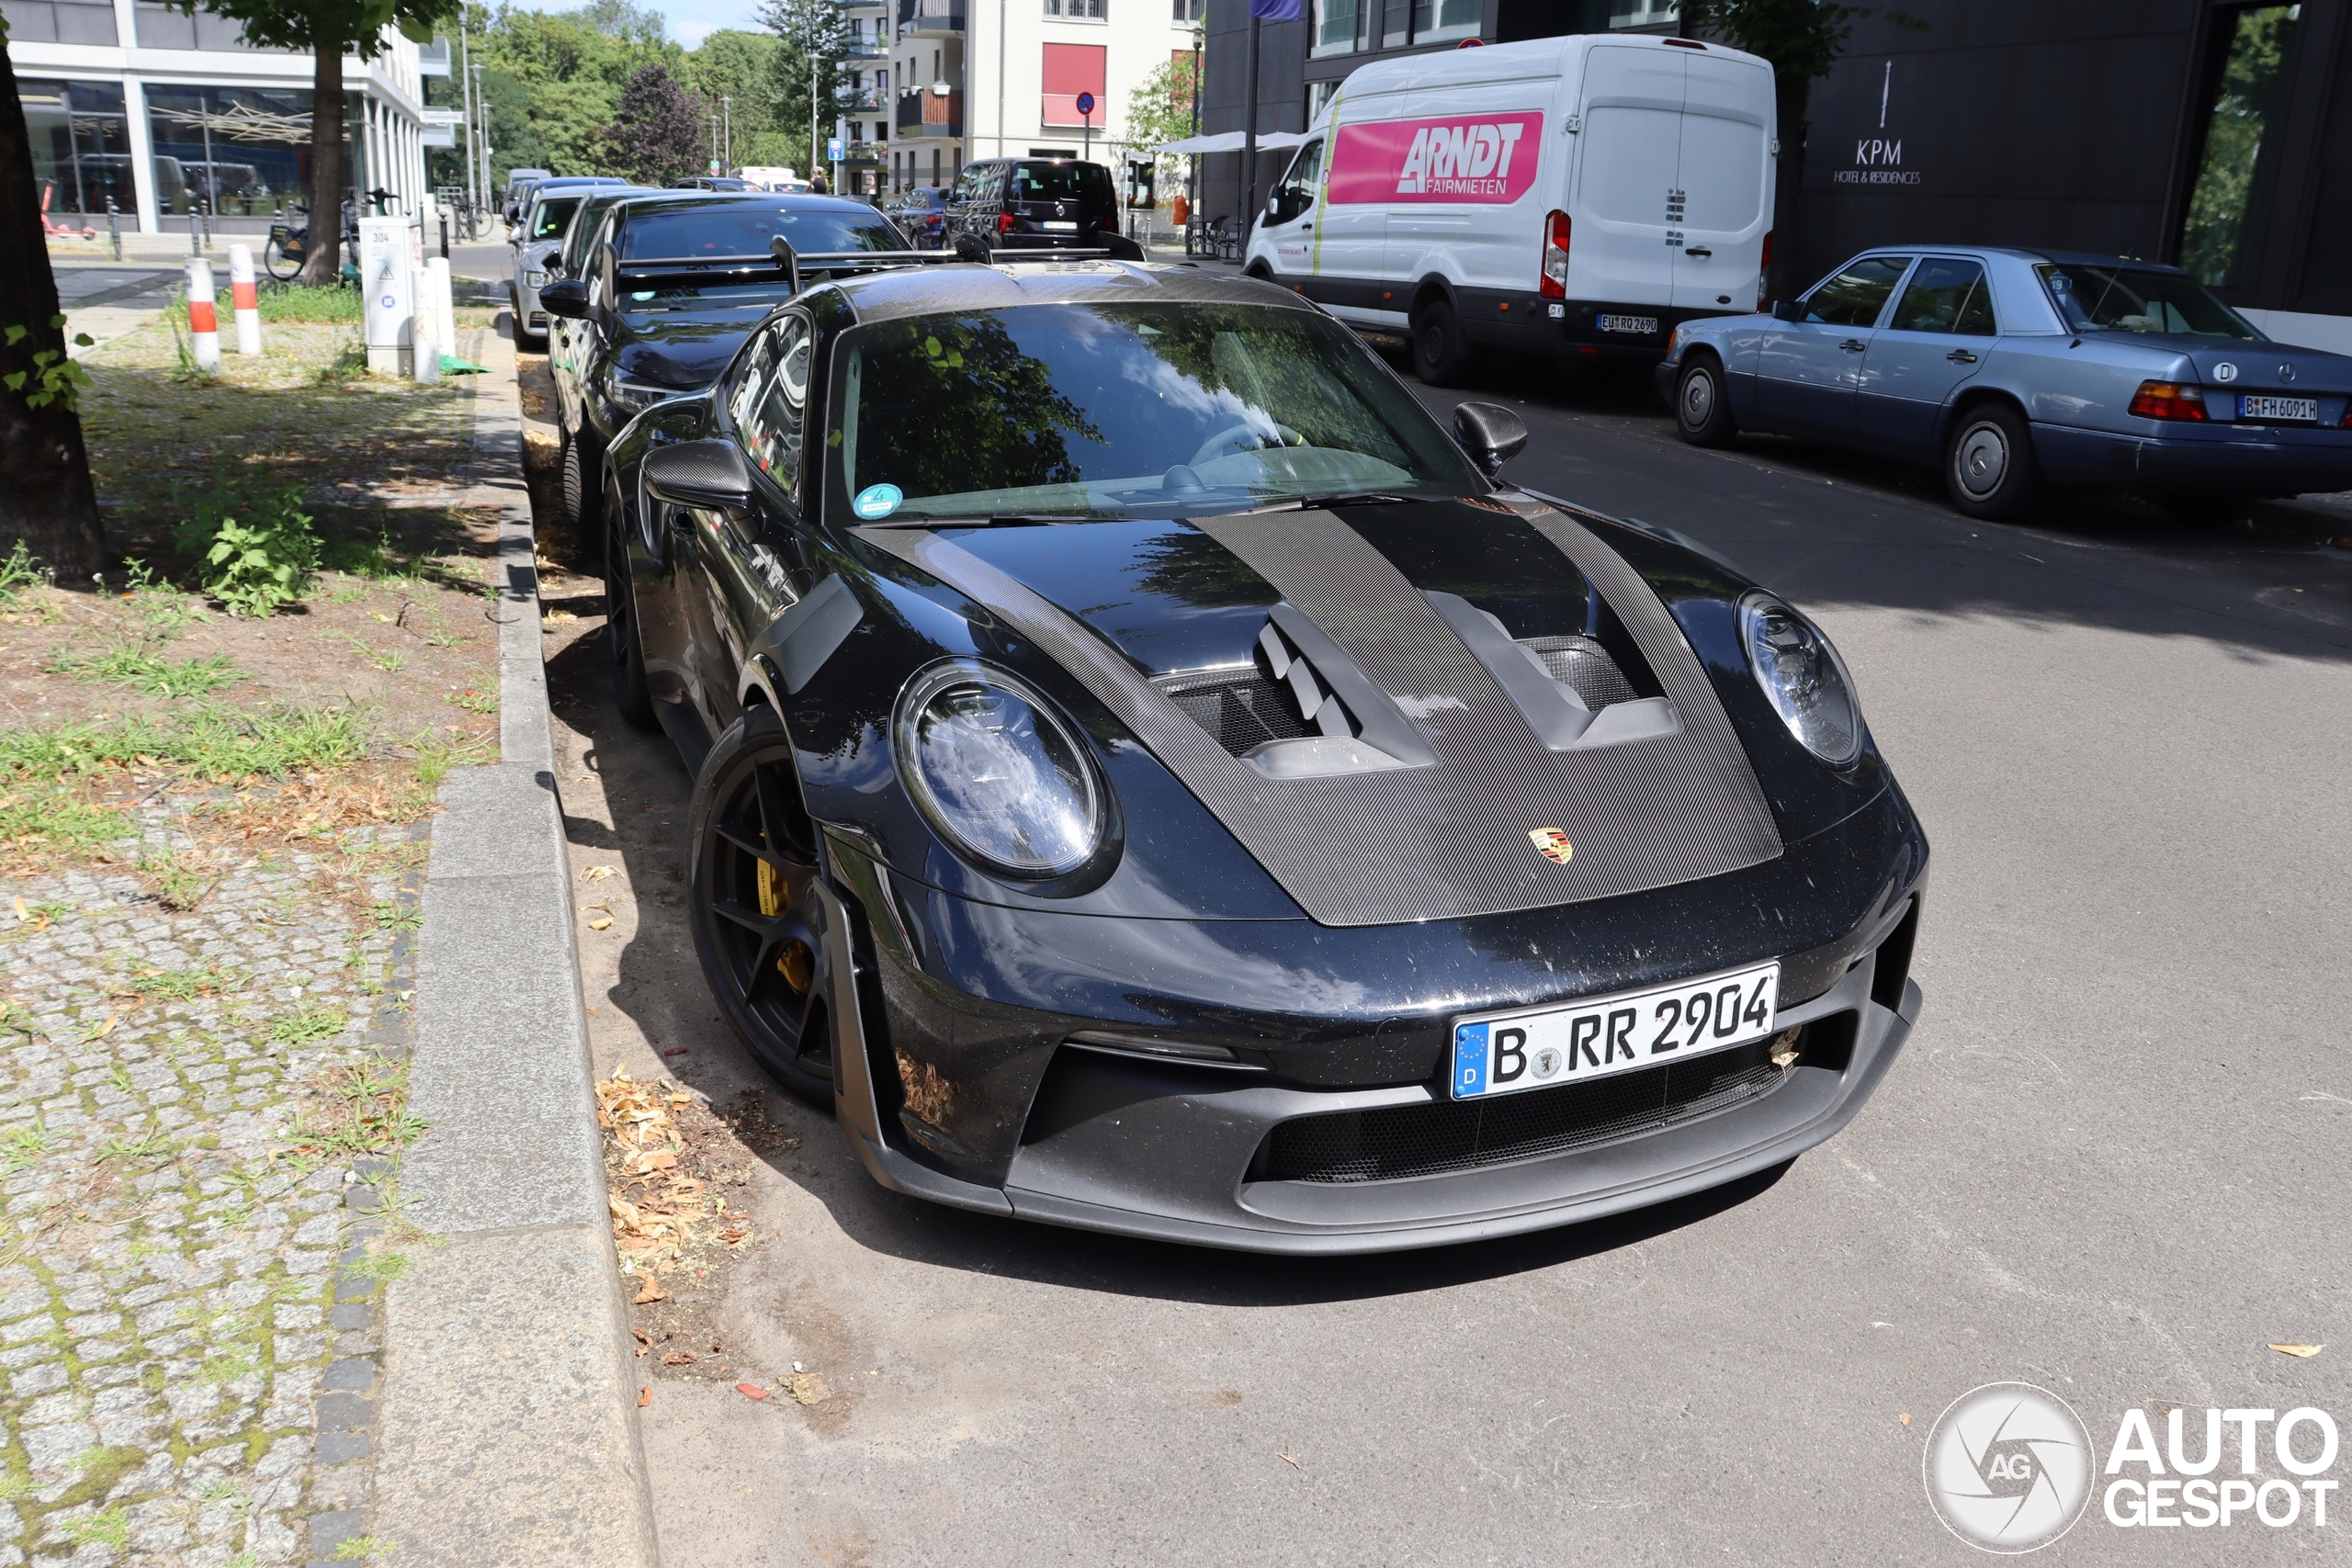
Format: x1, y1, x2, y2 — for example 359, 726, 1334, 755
895, 89, 965, 138
834, 39, 888, 58
896, 0, 966, 36
835, 88, 884, 112
844, 139, 888, 164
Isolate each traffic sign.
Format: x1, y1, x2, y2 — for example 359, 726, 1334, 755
1076, 91, 1095, 118
827, 136, 843, 162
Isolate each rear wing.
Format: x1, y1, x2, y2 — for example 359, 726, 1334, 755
613, 236, 1120, 295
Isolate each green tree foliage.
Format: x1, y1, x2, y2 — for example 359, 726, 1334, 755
1122, 47, 1202, 191
605, 62, 706, 186
680, 29, 805, 169
756, 0, 854, 175
2177, 5, 2297, 288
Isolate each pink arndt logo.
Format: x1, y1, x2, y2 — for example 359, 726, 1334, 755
1326, 112, 1544, 206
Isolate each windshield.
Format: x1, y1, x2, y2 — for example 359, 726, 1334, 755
529, 197, 580, 242
616, 279, 796, 311
2037, 264, 2263, 339
823, 302, 1483, 525
1012, 164, 1112, 205
621, 204, 906, 261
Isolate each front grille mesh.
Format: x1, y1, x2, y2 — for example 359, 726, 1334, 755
1159, 670, 1313, 756
1519, 634, 1640, 710
1257, 1035, 1790, 1185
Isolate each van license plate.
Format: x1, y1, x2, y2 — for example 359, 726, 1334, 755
2240, 395, 2317, 423
1449, 961, 1781, 1100
1043, 220, 1078, 231
1598, 314, 1658, 335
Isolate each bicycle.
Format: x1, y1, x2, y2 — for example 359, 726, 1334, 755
263, 201, 360, 281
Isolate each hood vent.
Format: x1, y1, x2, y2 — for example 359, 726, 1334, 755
1153, 604, 1438, 779
1423, 591, 1680, 751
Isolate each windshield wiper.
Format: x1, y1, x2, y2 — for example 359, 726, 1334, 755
860, 513, 1099, 529
1285, 492, 1410, 512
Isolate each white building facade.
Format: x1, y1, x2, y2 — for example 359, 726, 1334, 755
880, 0, 1200, 194
6, 0, 438, 235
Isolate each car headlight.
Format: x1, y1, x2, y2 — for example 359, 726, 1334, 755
609, 373, 679, 412
524, 268, 546, 288
893, 660, 1104, 877
1738, 592, 1863, 766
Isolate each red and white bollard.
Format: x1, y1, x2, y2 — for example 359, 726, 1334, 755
185, 257, 220, 372
226, 243, 262, 355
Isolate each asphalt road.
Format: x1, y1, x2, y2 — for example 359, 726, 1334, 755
538, 358, 2352, 1565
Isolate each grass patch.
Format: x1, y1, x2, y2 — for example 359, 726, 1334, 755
119, 963, 243, 1001
48, 641, 243, 698
255, 282, 364, 323
0, 1126, 52, 1174
0, 782, 126, 856
0, 705, 367, 784
268, 1002, 346, 1045
0, 541, 47, 609
137, 846, 215, 910
446, 686, 497, 716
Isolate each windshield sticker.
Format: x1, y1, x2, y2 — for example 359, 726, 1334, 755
1327, 113, 1543, 207
853, 483, 903, 519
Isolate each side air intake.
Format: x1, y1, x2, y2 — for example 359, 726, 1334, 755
1423, 591, 1681, 752
1153, 604, 1437, 778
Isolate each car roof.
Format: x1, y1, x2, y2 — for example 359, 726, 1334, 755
621, 191, 895, 218
1840, 243, 2189, 276
824, 260, 1308, 327
537, 175, 630, 187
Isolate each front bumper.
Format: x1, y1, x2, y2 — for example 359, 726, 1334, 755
2035, 420, 2352, 497
813, 829, 1927, 1254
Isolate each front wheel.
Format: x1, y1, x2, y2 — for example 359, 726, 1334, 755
263, 236, 301, 281
603, 501, 658, 731
1412, 297, 1473, 387
1944, 403, 2041, 521
1674, 355, 1737, 447
686, 706, 835, 1099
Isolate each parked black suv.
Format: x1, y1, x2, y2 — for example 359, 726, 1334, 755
943, 158, 1138, 254
539, 192, 910, 534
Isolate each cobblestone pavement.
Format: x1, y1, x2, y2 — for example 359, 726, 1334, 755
0, 809, 426, 1566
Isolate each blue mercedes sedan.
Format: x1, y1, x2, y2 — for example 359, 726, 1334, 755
1654, 247, 2352, 520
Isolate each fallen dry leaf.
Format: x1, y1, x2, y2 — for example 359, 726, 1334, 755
737, 1382, 770, 1401
632, 1326, 650, 1346
1278, 1448, 1304, 1472
785, 1373, 831, 1406
588, 917, 614, 931
630, 1275, 668, 1305
9, 897, 26, 923
583, 864, 618, 881
1899, 1413, 1912, 1427
2269, 1343, 2324, 1359
639, 1387, 651, 1407
663, 1351, 696, 1366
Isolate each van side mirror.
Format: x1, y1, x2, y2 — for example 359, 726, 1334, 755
1771, 299, 1803, 322
1454, 401, 1529, 477
538, 278, 589, 319
643, 440, 754, 513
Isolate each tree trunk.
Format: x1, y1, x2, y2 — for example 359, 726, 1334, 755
299, 39, 345, 285
0, 39, 105, 580
1768, 70, 1809, 305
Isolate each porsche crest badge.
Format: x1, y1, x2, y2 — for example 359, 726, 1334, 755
1527, 828, 1573, 864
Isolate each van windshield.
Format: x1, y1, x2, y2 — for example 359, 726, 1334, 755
1010, 164, 1112, 206
825, 301, 1483, 525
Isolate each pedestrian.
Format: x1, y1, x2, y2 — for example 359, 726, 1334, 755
810, 172, 829, 195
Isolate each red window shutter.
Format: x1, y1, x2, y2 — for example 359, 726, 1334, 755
1042, 43, 1107, 127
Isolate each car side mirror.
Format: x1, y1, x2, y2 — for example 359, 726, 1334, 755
643, 440, 754, 513
1771, 299, 1802, 322
952, 232, 991, 263
1453, 401, 1529, 477
538, 278, 590, 319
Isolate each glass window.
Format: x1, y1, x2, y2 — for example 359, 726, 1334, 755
620, 203, 907, 261
823, 301, 1484, 526
2036, 263, 2263, 339
20, 78, 131, 219
1412, 0, 1479, 43
528, 197, 581, 242
144, 84, 325, 219
2178, 4, 2300, 288
731, 315, 815, 507
1887, 258, 1996, 335
1802, 257, 1911, 327
1011, 162, 1112, 203
1311, 0, 1358, 57
1171, 0, 1203, 19
1267, 138, 1323, 224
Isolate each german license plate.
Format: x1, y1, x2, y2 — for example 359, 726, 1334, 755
1450, 961, 1781, 1100
2240, 395, 2317, 423
1043, 220, 1078, 231
1598, 314, 1658, 335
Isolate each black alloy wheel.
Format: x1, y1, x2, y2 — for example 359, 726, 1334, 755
686, 706, 835, 1099
1413, 297, 1472, 387
1943, 402, 2041, 521
560, 426, 584, 529
602, 495, 657, 730
1674, 355, 1737, 447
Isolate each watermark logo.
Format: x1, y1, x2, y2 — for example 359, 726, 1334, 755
1924, 1382, 2094, 1552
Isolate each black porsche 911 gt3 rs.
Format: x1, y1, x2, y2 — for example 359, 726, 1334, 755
599, 259, 1928, 1254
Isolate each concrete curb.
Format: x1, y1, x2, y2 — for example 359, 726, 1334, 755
369, 319, 662, 1566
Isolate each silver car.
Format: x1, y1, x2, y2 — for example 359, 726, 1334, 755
508, 176, 634, 348
1656, 247, 2352, 520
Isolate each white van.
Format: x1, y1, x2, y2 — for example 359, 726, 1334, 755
1244, 34, 1776, 385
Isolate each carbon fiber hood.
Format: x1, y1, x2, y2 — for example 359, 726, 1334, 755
858, 496, 1783, 928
